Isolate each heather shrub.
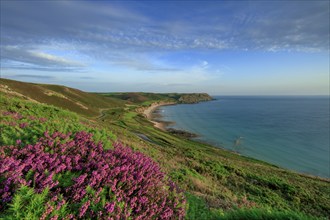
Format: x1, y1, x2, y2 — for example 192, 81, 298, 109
0, 131, 186, 219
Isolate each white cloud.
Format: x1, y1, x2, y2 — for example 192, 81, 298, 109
1, 45, 85, 71
29, 51, 83, 67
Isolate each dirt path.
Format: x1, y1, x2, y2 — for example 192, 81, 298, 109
96, 108, 109, 120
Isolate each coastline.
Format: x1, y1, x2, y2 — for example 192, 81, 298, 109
143, 97, 330, 179
143, 102, 176, 131
143, 102, 201, 139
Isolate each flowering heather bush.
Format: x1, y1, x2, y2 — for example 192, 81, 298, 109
0, 131, 186, 219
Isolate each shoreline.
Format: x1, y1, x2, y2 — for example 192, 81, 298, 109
143, 102, 176, 131
142, 100, 330, 180
143, 102, 200, 138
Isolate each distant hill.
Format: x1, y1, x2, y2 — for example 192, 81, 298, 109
100, 92, 213, 105
177, 93, 213, 103
0, 78, 124, 117
1, 79, 213, 117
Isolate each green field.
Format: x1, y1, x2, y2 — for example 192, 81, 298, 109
1, 78, 329, 219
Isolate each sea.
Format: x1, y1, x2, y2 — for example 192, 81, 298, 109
157, 96, 330, 178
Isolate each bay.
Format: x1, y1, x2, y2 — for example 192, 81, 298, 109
158, 96, 330, 178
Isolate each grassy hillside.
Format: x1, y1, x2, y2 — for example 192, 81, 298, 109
0, 78, 124, 117
99, 92, 177, 104
100, 92, 213, 105
0, 96, 186, 219
1, 79, 329, 219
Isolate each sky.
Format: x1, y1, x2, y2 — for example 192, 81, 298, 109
1, 0, 329, 95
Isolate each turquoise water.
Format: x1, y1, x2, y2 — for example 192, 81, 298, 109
158, 96, 330, 178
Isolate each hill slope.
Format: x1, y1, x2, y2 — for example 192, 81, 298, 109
100, 92, 213, 105
0, 78, 124, 117
1, 79, 212, 116
1, 79, 329, 219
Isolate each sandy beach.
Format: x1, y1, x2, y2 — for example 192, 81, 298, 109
143, 102, 175, 130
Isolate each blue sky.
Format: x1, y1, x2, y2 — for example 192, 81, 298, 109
1, 0, 329, 95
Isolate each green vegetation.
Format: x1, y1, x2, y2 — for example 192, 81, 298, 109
0, 95, 115, 147
2, 186, 69, 220
99, 91, 212, 105
1, 78, 329, 219
0, 78, 124, 117
220, 208, 320, 220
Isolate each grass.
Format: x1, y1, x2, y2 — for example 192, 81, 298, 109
0, 95, 116, 147
0, 78, 124, 117
220, 208, 320, 220
1, 79, 329, 219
